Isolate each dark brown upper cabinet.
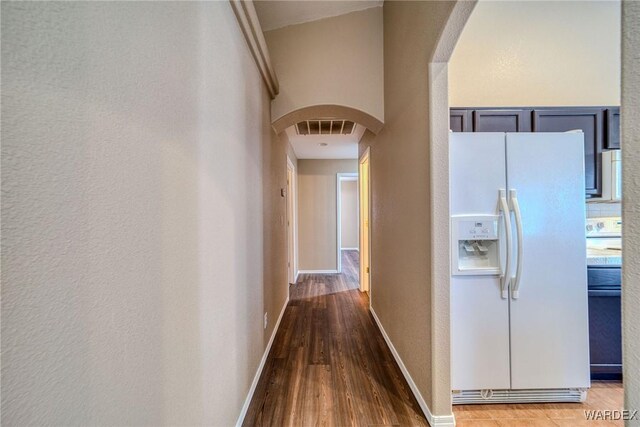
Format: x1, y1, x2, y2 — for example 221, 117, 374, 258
606, 108, 620, 150
450, 109, 471, 132
532, 108, 604, 197
473, 109, 532, 132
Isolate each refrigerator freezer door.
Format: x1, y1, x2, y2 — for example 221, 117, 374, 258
506, 132, 590, 389
450, 133, 511, 390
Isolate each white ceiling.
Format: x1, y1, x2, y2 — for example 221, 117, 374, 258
254, 0, 383, 32
286, 124, 365, 159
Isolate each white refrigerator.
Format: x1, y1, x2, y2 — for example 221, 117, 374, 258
450, 132, 590, 404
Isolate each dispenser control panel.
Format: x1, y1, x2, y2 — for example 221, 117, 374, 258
451, 215, 501, 276
458, 220, 498, 240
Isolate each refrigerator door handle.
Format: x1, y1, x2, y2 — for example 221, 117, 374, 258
509, 189, 524, 299
499, 189, 512, 299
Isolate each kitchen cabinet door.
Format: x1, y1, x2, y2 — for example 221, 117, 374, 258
533, 108, 604, 197
588, 266, 622, 380
606, 108, 620, 150
450, 109, 471, 132
472, 109, 532, 132
588, 290, 622, 380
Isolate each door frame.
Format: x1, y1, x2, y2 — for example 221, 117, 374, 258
336, 172, 359, 273
286, 155, 297, 285
359, 147, 371, 295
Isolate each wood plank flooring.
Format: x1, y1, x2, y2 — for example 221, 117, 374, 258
244, 250, 625, 426
243, 250, 429, 426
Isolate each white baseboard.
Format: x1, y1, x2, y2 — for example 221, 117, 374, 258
236, 297, 289, 427
297, 269, 338, 274
369, 307, 456, 427
294, 271, 300, 283
340, 247, 359, 251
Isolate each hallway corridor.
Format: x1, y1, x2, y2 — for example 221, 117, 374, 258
243, 250, 429, 426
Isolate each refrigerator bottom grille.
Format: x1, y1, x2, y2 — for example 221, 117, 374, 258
452, 388, 587, 405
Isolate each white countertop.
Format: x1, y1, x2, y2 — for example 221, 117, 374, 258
587, 246, 622, 267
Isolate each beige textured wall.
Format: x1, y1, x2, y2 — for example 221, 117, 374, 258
265, 7, 384, 123
621, 1, 640, 420
263, 130, 296, 350
0, 2, 288, 425
449, 0, 621, 107
340, 180, 359, 249
359, 0, 458, 416
298, 159, 357, 271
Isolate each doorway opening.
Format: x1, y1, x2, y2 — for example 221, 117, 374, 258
291, 158, 362, 298
359, 148, 371, 294
445, 0, 624, 420
337, 172, 358, 274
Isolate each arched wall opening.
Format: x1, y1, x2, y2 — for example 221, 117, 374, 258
433, 1, 639, 423
276, 104, 380, 288
272, 104, 384, 136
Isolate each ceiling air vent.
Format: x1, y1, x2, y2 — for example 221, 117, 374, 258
296, 120, 355, 135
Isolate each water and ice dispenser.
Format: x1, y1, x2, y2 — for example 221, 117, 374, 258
451, 215, 501, 275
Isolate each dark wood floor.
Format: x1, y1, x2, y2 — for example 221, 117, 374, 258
243, 250, 429, 426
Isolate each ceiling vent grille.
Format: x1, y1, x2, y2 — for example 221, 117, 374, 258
296, 120, 355, 135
